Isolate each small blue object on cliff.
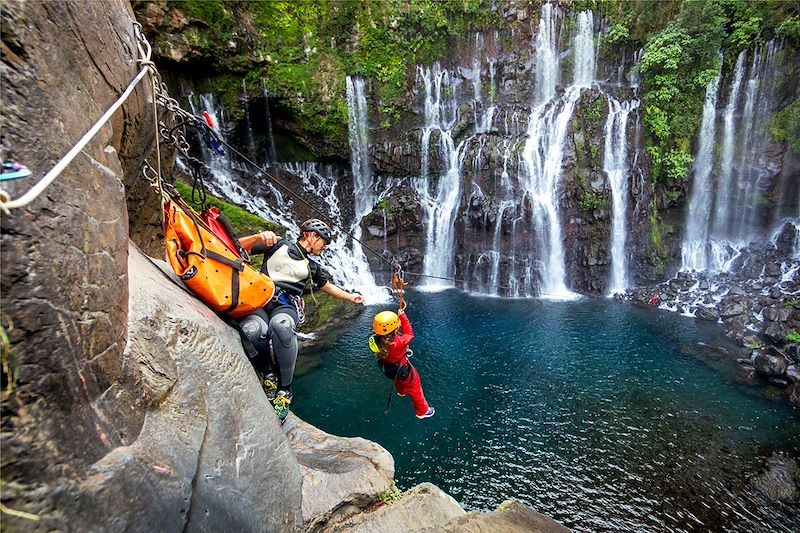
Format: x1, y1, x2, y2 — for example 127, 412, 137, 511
1, 161, 32, 181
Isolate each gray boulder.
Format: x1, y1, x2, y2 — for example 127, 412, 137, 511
719, 297, 751, 318
754, 347, 789, 377
750, 453, 800, 502
319, 482, 465, 533
695, 307, 719, 321
283, 416, 394, 530
434, 500, 572, 532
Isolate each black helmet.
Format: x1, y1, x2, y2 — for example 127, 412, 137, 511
300, 218, 332, 243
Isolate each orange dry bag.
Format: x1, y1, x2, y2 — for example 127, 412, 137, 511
164, 198, 275, 317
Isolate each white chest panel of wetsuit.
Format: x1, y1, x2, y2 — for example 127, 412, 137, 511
265, 244, 309, 286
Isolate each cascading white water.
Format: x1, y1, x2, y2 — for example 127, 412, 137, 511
712, 51, 746, 239
190, 94, 383, 298
681, 71, 721, 272
345, 76, 387, 303
261, 81, 278, 163
683, 41, 788, 274
518, 7, 595, 299
188, 94, 296, 228
732, 41, 781, 240
533, 3, 560, 104
604, 97, 637, 295
414, 64, 466, 289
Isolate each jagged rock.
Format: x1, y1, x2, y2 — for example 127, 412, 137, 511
736, 364, 760, 384
728, 285, 747, 296
786, 365, 800, 383
126, 247, 304, 531
435, 500, 572, 533
318, 482, 465, 533
696, 307, 719, 321
754, 347, 789, 377
742, 335, 763, 349
786, 344, 800, 364
789, 383, 800, 408
750, 453, 800, 502
769, 377, 791, 388
282, 417, 394, 530
764, 321, 789, 343
1, 1, 165, 528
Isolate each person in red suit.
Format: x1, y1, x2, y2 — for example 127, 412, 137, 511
370, 309, 435, 419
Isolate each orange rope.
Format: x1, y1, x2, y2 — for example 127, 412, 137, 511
392, 266, 408, 310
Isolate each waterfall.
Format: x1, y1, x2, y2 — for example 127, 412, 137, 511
732, 41, 781, 240
604, 97, 637, 295
347, 77, 373, 216
681, 71, 721, 272
682, 41, 788, 274
261, 81, 278, 163
188, 94, 384, 298
572, 10, 597, 87
518, 7, 595, 299
186, 94, 294, 228
533, 3, 560, 104
414, 64, 466, 289
712, 51, 746, 239
345, 76, 387, 302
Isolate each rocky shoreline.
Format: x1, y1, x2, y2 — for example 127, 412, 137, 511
627, 219, 800, 409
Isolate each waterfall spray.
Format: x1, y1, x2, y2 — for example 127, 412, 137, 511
604, 97, 637, 295
682, 71, 721, 272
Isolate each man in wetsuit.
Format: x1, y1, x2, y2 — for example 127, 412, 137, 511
238, 218, 363, 422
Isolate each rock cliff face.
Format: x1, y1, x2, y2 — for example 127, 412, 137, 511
1, 0, 150, 527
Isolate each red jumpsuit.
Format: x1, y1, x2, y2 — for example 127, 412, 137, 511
379, 312, 430, 417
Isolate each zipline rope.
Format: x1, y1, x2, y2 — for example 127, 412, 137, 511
210, 134, 500, 290
0, 17, 500, 292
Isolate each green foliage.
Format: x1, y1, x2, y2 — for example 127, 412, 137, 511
299, 292, 353, 333
605, 20, 630, 45
663, 150, 693, 180
578, 191, 608, 212
649, 201, 669, 273
771, 99, 800, 152
776, 15, 800, 42
640, 0, 725, 183
786, 330, 800, 344
643, 106, 670, 143
730, 15, 763, 49
376, 485, 402, 504
181, 0, 233, 26
172, 178, 282, 238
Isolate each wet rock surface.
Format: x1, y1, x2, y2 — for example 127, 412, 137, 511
627, 221, 800, 408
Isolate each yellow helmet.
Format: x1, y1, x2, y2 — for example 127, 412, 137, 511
373, 311, 400, 335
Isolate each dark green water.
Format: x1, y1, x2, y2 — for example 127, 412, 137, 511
293, 290, 800, 532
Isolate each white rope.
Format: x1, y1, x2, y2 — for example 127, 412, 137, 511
0, 67, 150, 212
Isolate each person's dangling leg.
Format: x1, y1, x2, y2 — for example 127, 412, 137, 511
268, 306, 299, 422
269, 309, 298, 390
395, 363, 434, 418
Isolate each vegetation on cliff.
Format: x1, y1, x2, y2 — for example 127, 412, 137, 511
150, 0, 498, 156
612, 0, 798, 186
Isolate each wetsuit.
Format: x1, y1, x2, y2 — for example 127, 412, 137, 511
245, 239, 329, 390
377, 313, 430, 417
